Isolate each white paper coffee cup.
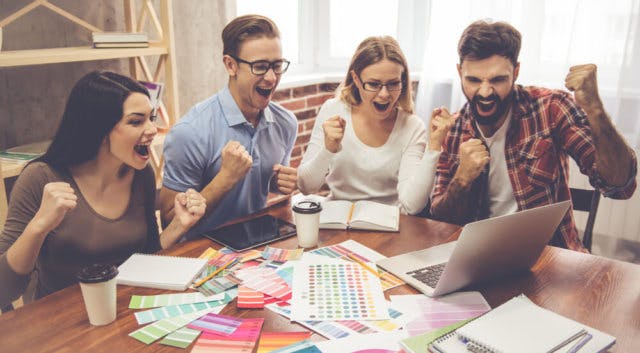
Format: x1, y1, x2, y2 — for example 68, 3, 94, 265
77, 264, 119, 326
292, 200, 322, 248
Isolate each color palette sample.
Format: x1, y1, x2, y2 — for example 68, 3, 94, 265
234, 267, 292, 301
291, 261, 389, 321
159, 327, 202, 348
191, 317, 264, 353
310, 241, 404, 291
256, 331, 312, 353
129, 292, 225, 309
129, 307, 214, 344
187, 312, 243, 335
390, 291, 491, 336
262, 246, 303, 262
270, 340, 323, 353
134, 296, 230, 324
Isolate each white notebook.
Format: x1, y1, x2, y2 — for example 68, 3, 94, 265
116, 253, 208, 291
319, 200, 399, 232
449, 295, 614, 353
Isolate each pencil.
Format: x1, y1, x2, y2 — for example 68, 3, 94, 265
194, 258, 237, 287
346, 252, 381, 278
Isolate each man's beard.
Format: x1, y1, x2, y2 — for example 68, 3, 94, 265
469, 90, 514, 126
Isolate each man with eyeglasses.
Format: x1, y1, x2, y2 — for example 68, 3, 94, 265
159, 15, 298, 239
429, 20, 636, 252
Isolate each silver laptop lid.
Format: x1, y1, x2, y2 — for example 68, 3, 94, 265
432, 200, 571, 295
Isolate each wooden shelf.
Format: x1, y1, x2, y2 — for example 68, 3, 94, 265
0, 44, 168, 67
0, 161, 24, 179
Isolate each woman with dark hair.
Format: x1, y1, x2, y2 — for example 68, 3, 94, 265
0, 71, 206, 307
297, 36, 455, 215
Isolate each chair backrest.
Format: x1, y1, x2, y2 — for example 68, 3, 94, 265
570, 187, 601, 252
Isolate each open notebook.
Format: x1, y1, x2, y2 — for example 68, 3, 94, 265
319, 200, 399, 232
429, 295, 616, 353
116, 253, 208, 291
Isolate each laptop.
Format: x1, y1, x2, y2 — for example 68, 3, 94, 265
376, 201, 571, 297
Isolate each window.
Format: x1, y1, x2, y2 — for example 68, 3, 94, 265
236, 0, 427, 76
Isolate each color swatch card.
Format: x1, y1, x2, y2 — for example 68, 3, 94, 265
256, 331, 312, 353
234, 267, 292, 301
191, 317, 264, 353
129, 307, 215, 344
310, 240, 404, 291
129, 291, 225, 309
390, 291, 490, 336
314, 330, 408, 353
270, 340, 323, 353
134, 295, 230, 324
262, 245, 304, 262
291, 258, 390, 321
159, 327, 202, 348
187, 312, 244, 335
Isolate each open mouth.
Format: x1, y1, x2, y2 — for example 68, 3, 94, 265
255, 86, 273, 98
476, 99, 497, 114
373, 101, 390, 112
134, 144, 150, 157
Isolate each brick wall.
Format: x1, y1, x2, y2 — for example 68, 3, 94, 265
273, 80, 419, 168
273, 82, 340, 168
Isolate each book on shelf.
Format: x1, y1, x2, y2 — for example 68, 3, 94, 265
0, 140, 50, 165
91, 31, 148, 43
319, 200, 399, 232
427, 294, 616, 353
93, 42, 149, 48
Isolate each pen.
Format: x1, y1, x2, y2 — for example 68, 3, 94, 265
194, 258, 238, 287
567, 333, 592, 353
346, 252, 381, 278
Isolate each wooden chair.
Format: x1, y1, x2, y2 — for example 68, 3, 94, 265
0, 163, 7, 231
570, 187, 601, 252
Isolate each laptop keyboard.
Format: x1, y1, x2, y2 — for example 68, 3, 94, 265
406, 263, 447, 288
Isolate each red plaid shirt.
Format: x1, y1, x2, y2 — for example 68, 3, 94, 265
431, 85, 637, 252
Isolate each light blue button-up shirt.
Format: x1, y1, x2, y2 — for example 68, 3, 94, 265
162, 86, 297, 239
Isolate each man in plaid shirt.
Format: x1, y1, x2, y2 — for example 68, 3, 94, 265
429, 20, 637, 252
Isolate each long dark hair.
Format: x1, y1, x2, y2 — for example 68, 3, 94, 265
36, 71, 149, 168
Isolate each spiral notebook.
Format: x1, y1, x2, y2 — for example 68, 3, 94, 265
117, 253, 208, 291
429, 295, 616, 353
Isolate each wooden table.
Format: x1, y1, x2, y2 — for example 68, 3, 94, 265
1, 203, 639, 353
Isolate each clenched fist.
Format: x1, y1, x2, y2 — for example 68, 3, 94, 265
322, 115, 346, 153
565, 64, 603, 115
429, 107, 457, 150
455, 139, 490, 187
219, 140, 253, 184
272, 164, 297, 194
32, 182, 77, 234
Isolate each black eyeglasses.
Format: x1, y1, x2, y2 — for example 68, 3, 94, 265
359, 78, 404, 92
231, 55, 290, 75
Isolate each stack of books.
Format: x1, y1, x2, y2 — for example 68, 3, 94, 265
92, 32, 149, 48
0, 140, 50, 167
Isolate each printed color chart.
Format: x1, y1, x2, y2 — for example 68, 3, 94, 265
291, 261, 389, 321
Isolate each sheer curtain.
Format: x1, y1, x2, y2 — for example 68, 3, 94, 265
416, 0, 640, 148
415, 0, 640, 247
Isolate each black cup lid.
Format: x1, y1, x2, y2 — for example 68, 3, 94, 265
292, 200, 322, 214
77, 264, 119, 283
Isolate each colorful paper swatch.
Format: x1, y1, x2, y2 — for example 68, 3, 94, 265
235, 267, 292, 301
159, 327, 202, 348
237, 285, 266, 308
191, 317, 264, 353
129, 292, 225, 309
262, 246, 303, 262
188, 312, 244, 335
390, 291, 490, 336
129, 307, 214, 344
291, 261, 390, 321
310, 241, 404, 291
256, 331, 312, 353
134, 295, 230, 324
270, 340, 323, 353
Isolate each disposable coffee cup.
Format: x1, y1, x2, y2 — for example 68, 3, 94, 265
292, 200, 322, 248
77, 264, 119, 326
